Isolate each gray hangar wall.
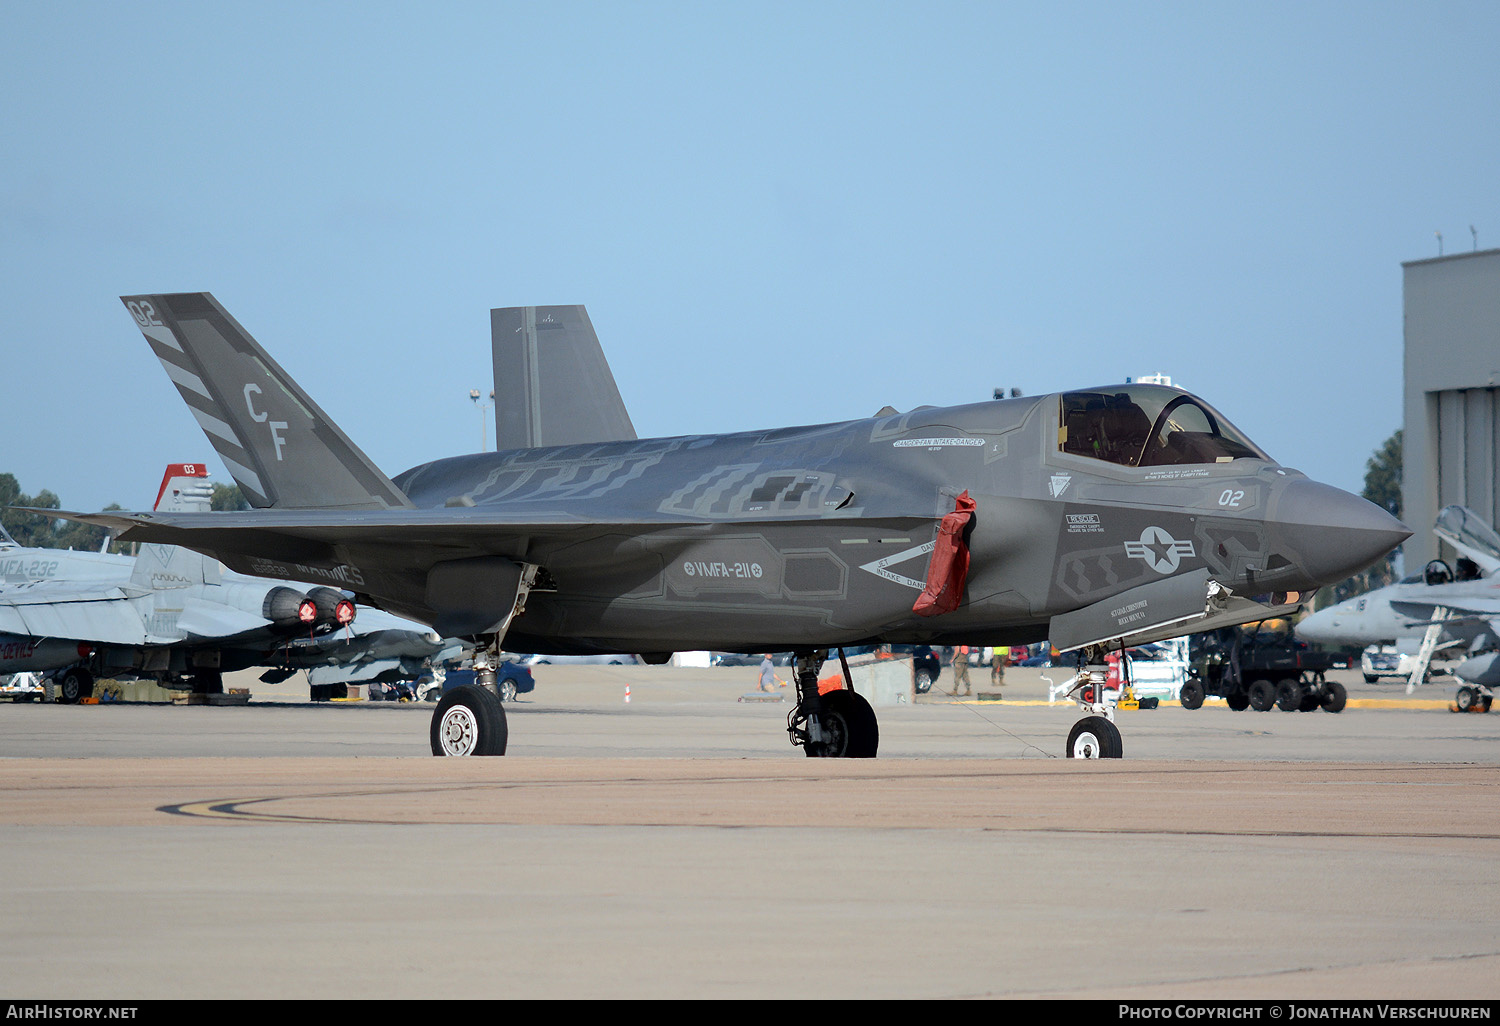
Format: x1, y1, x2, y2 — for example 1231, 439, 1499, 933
1402, 248, 1500, 568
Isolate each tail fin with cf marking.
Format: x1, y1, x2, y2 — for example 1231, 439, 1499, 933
121, 294, 413, 511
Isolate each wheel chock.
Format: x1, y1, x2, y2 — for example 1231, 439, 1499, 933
1449, 700, 1493, 713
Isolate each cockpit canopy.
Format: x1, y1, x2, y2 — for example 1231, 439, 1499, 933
1434, 505, 1500, 574
1059, 385, 1269, 468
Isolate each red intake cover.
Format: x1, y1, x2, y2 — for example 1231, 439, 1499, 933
913, 491, 976, 617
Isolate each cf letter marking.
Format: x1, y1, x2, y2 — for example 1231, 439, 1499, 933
243, 383, 290, 461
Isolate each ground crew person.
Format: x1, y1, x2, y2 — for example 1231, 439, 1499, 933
951, 645, 971, 696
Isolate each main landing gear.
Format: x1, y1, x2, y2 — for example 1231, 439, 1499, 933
428, 562, 545, 757
54, 666, 94, 704
1453, 685, 1494, 714
430, 646, 509, 756
1054, 646, 1124, 759
787, 649, 879, 758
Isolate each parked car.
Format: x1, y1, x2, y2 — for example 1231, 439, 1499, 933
710, 652, 794, 667
524, 653, 639, 666
1358, 644, 1441, 684
883, 645, 941, 693
1016, 643, 1056, 667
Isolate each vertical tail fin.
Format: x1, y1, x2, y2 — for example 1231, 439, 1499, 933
490, 305, 637, 450
130, 464, 218, 588
121, 294, 413, 510
152, 463, 215, 515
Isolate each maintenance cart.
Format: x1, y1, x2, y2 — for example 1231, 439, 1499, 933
1180, 625, 1344, 713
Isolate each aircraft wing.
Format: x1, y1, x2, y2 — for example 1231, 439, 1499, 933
0, 579, 148, 604
39, 505, 917, 564
0, 581, 152, 646
174, 598, 276, 641
38, 503, 936, 637
305, 658, 413, 685
1390, 597, 1500, 622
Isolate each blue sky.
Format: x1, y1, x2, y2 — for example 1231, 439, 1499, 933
2, 1, 1495, 515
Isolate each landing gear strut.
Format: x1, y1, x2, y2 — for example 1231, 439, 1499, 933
428, 562, 539, 756
787, 649, 879, 758
1056, 645, 1124, 759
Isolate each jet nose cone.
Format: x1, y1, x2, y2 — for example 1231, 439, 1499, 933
1293, 605, 1339, 644
1455, 651, 1500, 686
1273, 479, 1411, 587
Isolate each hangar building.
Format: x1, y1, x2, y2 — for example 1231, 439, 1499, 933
1402, 248, 1500, 568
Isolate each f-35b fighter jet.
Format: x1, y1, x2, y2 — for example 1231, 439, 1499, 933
49, 293, 1408, 758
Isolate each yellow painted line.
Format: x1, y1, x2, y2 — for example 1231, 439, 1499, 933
1347, 698, 1454, 710
943, 698, 1461, 710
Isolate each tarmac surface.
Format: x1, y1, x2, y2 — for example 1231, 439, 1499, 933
1, 664, 1496, 1001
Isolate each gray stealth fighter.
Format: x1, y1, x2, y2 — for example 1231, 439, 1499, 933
54, 293, 1407, 758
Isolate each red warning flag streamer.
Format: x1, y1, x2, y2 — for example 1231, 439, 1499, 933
913, 491, 976, 617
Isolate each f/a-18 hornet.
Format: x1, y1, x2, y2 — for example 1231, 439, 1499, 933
47, 293, 1408, 758
2, 463, 455, 701
1298, 504, 1500, 708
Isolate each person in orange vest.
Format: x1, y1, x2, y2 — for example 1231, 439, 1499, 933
950, 645, 971, 696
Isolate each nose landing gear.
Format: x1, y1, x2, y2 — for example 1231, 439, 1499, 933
1055, 647, 1124, 759
787, 649, 880, 758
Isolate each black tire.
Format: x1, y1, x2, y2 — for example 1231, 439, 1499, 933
190, 670, 224, 695
57, 667, 93, 704
1363, 674, 1379, 684
1179, 679, 1205, 710
1248, 679, 1277, 712
1455, 686, 1477, 712
805, 689, 879, 758
1320, 680, 1347, 713
499, 678, 517, 703
914, 668, 933, 694
1276, 681, 1301, 712
430, 684, 507, 756
1226, 690, 1250, 711
1066, 715, 1122, 759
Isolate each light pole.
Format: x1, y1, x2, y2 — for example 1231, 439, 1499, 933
469, 388, 494, 451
